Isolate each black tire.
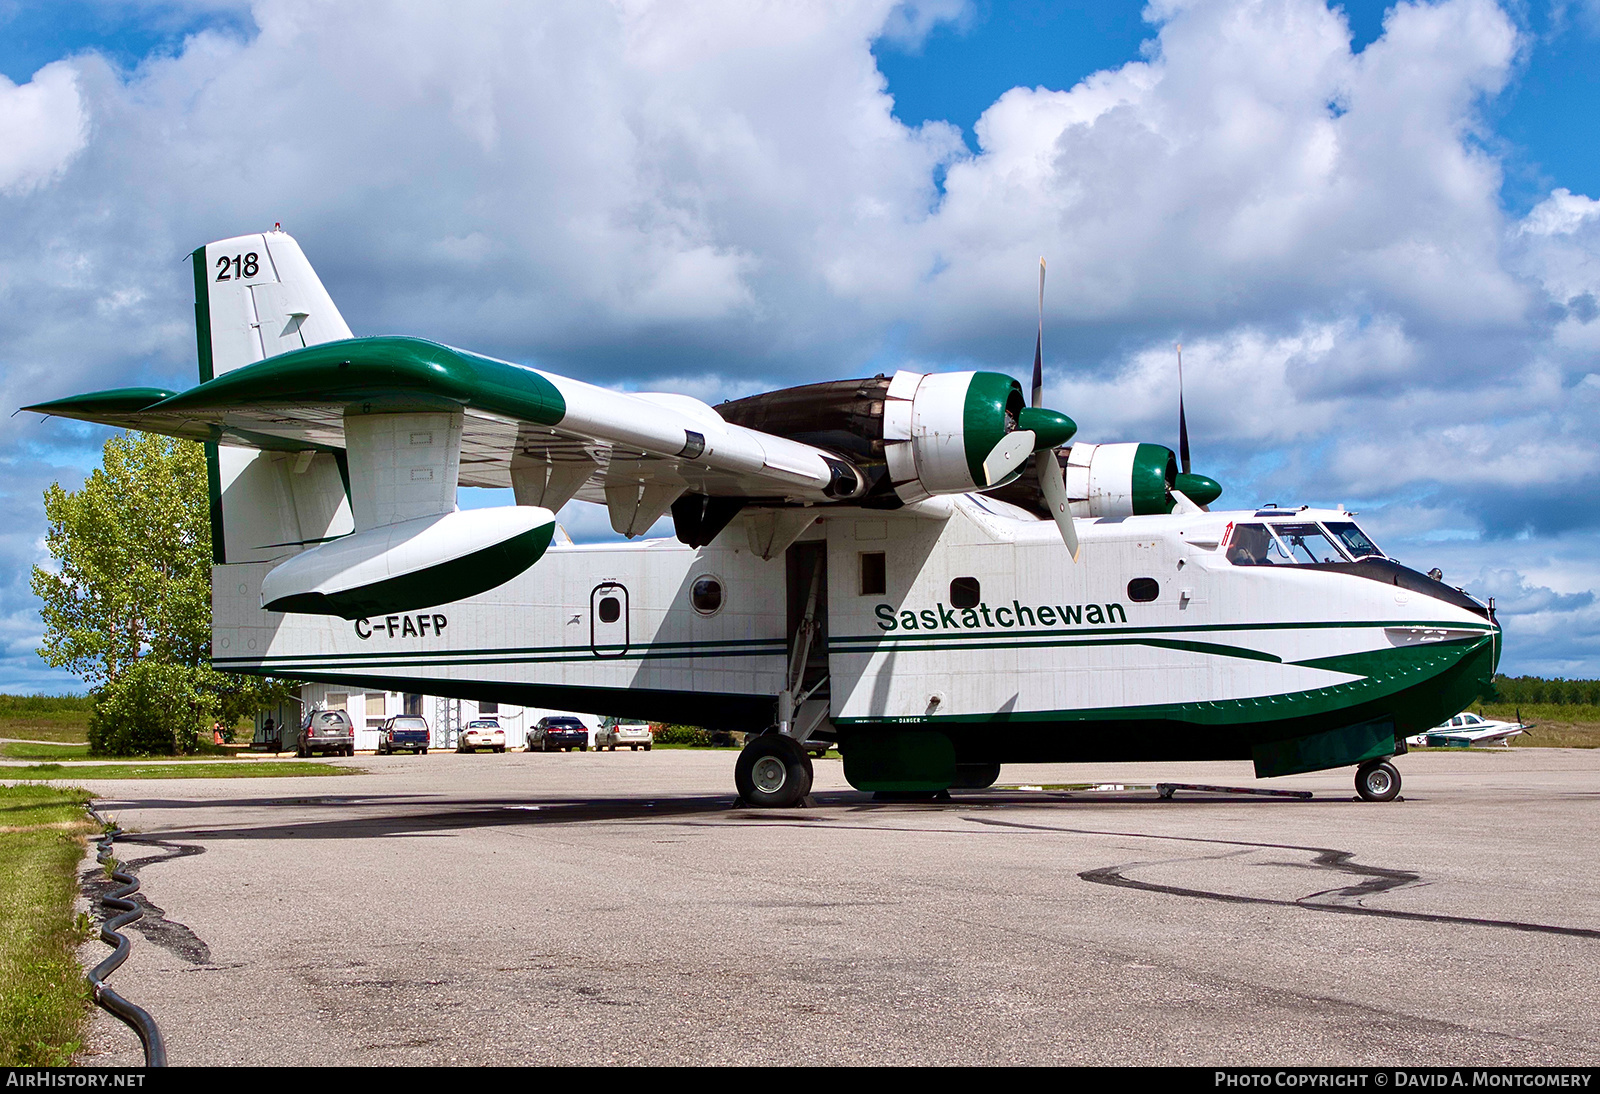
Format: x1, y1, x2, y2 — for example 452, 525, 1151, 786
952, 762, 1002, 790
1355, 760, 1401, 802
644, 744, 651, 751
734, 734, 813, 808
421, 748, 428, 755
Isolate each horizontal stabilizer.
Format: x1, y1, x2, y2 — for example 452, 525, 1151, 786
261, 506, 556, 619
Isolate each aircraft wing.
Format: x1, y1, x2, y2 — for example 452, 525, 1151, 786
25, 335, 866, 535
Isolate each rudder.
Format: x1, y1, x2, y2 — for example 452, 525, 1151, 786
192, 230, 356, 564
192, 229, 353, 381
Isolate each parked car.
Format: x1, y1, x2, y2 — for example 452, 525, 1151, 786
377, 715, 430, 755
297, 708, 355, 757
595, 716, 652, 751
458, 718, 506, 753
527, 715, 589, 752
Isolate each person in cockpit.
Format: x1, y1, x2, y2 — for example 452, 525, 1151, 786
1226, 524, 1274, 565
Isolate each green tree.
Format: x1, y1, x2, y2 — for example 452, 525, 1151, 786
33, 432, 291, 754
33, 432, 210, 685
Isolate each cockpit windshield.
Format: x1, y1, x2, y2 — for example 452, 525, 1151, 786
1225, 521, 1367, 566
1323, 521, 1384, 560
1272, 523, 1348, 564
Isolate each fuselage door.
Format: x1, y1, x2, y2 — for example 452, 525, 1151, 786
591, 582, 629, 658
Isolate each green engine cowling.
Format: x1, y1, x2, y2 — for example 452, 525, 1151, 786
1063, 442, 1221, 517
883, 370, 1075, 501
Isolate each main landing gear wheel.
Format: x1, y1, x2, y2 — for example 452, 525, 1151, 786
1355, 760, 1401, 802
735, 733, 813, 808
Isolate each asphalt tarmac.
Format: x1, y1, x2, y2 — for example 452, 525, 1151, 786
44, 747, 1600, 1066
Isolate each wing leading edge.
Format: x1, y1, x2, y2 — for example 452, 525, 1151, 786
25, 334, 868, 509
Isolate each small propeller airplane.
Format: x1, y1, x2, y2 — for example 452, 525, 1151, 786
26, 232, 1499, 805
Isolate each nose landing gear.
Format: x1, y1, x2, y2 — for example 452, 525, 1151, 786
1355, 759, 1402, 802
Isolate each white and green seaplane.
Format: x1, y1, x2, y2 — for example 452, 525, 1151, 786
27, 231, 1499, 806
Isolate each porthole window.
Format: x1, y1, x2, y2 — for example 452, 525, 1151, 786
950, 576, 980, 609
1128, 578, 1160, 603
690, 576, 723, 615
598, 596, 621, 623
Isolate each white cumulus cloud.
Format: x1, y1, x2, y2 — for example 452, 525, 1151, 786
0, 63, 88, 194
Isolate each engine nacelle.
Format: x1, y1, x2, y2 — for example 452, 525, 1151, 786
883, 371, 1027, 502
1065, 442, 1179, 519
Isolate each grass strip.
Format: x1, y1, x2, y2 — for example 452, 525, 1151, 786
1, 743, 91, 761
4, 762, 355, 780
1479, 704, 1600, 749
0, 715, 90, 745
0, 784, 96, 1066
0, 744, 266, 762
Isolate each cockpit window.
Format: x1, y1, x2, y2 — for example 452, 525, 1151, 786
1227, 521, 1359, 566
1272, 523, 1349, 565
1225, 524, 1277, 565
1324, 521, 1384, 560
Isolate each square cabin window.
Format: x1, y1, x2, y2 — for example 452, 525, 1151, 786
950, 577, 980, 609
860, 552, 886, 596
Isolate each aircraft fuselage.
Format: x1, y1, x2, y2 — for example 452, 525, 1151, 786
213, 495, 1498, 778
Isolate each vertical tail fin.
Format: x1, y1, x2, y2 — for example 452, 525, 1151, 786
191, 229, 353, 381
193, 230, 355, 565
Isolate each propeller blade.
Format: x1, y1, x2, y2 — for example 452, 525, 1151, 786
1030, 256, 1078, 559
982, 430, 1035, 486
1169, 488, 1202, 516
1038, 449, 1080, 560
1032, 258, 1045, 408
1177, 342, 1191, 476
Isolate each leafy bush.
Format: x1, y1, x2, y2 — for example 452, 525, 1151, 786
651, 723, 714, 746
88, 662, 216, 756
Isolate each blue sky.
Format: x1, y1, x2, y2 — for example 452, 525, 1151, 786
2, 0, 1599, 692
872, 1, 1600, 213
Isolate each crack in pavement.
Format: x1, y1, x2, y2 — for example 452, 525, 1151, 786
80, 837, 213, 965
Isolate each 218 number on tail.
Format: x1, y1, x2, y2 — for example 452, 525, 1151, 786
215, 253, 260, 281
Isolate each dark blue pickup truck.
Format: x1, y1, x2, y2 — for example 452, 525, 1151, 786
377, 715, 431, 755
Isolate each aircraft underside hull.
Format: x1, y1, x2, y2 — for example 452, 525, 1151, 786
236, 628, 1495, 780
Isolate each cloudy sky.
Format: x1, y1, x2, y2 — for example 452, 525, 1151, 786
2, 0, 1598, 692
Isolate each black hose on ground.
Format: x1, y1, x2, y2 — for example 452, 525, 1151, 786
84, 804, 167, 1068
